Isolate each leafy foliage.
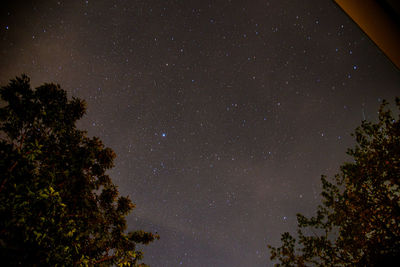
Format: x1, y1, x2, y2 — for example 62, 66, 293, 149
0, 75, 159, 266
268, 98, 400, 266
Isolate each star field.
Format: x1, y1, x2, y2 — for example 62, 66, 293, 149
1, 0, 399, 266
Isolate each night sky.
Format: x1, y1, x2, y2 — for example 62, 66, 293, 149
1, 0, 399, 266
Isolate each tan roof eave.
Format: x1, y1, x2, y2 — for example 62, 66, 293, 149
334, 0, 400, 70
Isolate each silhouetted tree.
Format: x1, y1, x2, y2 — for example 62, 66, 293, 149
268, 98, 400, 266
0, 75, 159, 266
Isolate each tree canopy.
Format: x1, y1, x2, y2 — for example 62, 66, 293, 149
0, 75, 158, 266
269, 98, 400, 266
